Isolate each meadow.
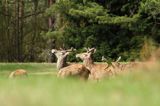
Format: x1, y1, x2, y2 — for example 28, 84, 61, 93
0, 63, 160, 106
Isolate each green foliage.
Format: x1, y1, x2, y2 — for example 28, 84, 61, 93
45, 0, 160, 61
0, 0, 160, 62
140, 0, 160, 17
69, 2, 107, 21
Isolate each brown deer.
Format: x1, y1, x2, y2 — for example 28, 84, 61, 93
9, 69, 28, 78
101, 56, 136, 75
76, 48, 113, 80
51, 48, 90, 79
101, 56, 122, 75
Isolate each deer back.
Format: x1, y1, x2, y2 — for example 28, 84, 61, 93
57, 63, 90, 80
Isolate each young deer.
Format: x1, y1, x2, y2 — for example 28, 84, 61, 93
9, 69, 28, 78
76, 48, 113, 80
51, 48, 90, 79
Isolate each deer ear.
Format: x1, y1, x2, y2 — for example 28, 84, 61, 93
93, 48, 96, 53
89, 48, 96, 53
66, 47, 76, 52
59, 48, 63, 50
84, 47, 89, 52
51, 49, 57, 53
64, 51, 71, 56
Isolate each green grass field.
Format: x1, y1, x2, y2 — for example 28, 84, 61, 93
0, 63, 160, 106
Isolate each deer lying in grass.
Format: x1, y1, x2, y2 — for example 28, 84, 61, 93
101, 56, 122, 75
76, 48, 113, 80
51, 48, 90, 79
102, 56, 139, 76
9, 69, 28, 78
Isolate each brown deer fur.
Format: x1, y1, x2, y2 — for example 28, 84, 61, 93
9, 69, 28, 78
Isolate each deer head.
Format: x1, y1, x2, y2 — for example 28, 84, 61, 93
76, 48, 96, 60
51, 47, 75, 70
76, 48, 96, 68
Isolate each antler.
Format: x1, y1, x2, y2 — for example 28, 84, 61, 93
66, 47, 76, 52
88, 48, 96, 53
115, 56, 121, 62
59, 48, 64, 50
59, 44, 65, 50
57, 47, 76, 52
84, 47, 96, 53
84, 47, 89, 52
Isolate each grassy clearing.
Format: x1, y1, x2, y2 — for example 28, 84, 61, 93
0, 63, 160, 106
0, 63, 56, 77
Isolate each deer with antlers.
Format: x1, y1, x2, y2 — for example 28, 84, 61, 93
101, 56, 131, 75
51, 47, 90, 80
76, 48, 114, 81
101, 56, 137, 75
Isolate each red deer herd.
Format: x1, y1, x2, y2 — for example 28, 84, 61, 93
9, 47, 159, 80
52, 47, 136, 81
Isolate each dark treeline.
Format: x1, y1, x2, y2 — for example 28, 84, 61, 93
0, 0, 160, 62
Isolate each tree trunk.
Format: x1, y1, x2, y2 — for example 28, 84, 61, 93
28, 0, 39, 62
14, 0, 24, 62
48, 0, 55, 29
48, 0, 56, 62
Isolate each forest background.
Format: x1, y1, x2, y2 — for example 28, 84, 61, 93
0, 0, 160, 62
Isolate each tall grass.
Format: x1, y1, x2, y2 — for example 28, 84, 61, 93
140, 37, 157, 61
0, 63, 160, 106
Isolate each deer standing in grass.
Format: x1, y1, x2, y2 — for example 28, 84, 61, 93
51, 48, 90, 79
76, 48, 114, 80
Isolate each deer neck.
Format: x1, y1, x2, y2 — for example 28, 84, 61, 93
83, 58, 94, 70
57, 57, 68, 70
